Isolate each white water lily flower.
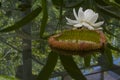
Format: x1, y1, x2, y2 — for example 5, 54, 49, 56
66, 7, 104, 30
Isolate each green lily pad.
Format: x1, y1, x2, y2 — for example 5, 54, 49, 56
56, 29, 100, 43
48, 29, 106, 56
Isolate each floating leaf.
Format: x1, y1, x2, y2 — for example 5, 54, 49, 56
56, 30, 100, 43
48, 29, 106, 56
36, 52, 58, 80
60, 55, 86, 80
0, 7, 42, 32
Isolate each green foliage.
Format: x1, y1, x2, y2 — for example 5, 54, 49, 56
84, 55, 91, 67
60, 55, 86, 80
40, 0, 48, 37
0, 75, 18, 80
107, 43, 120, 52
52, 0, 84, 8
103, 26, 117, 37
103, 0, 120, 8
0, 6, 42, 32
36, 52, 58, 80
103, 47, 113, 67
0, 0, 120, 80
95, 0, 120, 19
96, 4, 120, 19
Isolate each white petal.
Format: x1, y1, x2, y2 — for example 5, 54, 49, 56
66, 17, 78, 25
74, 24, 82, 28
96, 27, 103, 30
78, 7, 84, 21
73, 8, 79, 20
84, 9, 96, 22
93, 21, 104, 27
82, 22, 94, 30
89, 13, 98, 23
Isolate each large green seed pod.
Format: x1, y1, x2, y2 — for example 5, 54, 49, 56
48, 29, 106, 56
